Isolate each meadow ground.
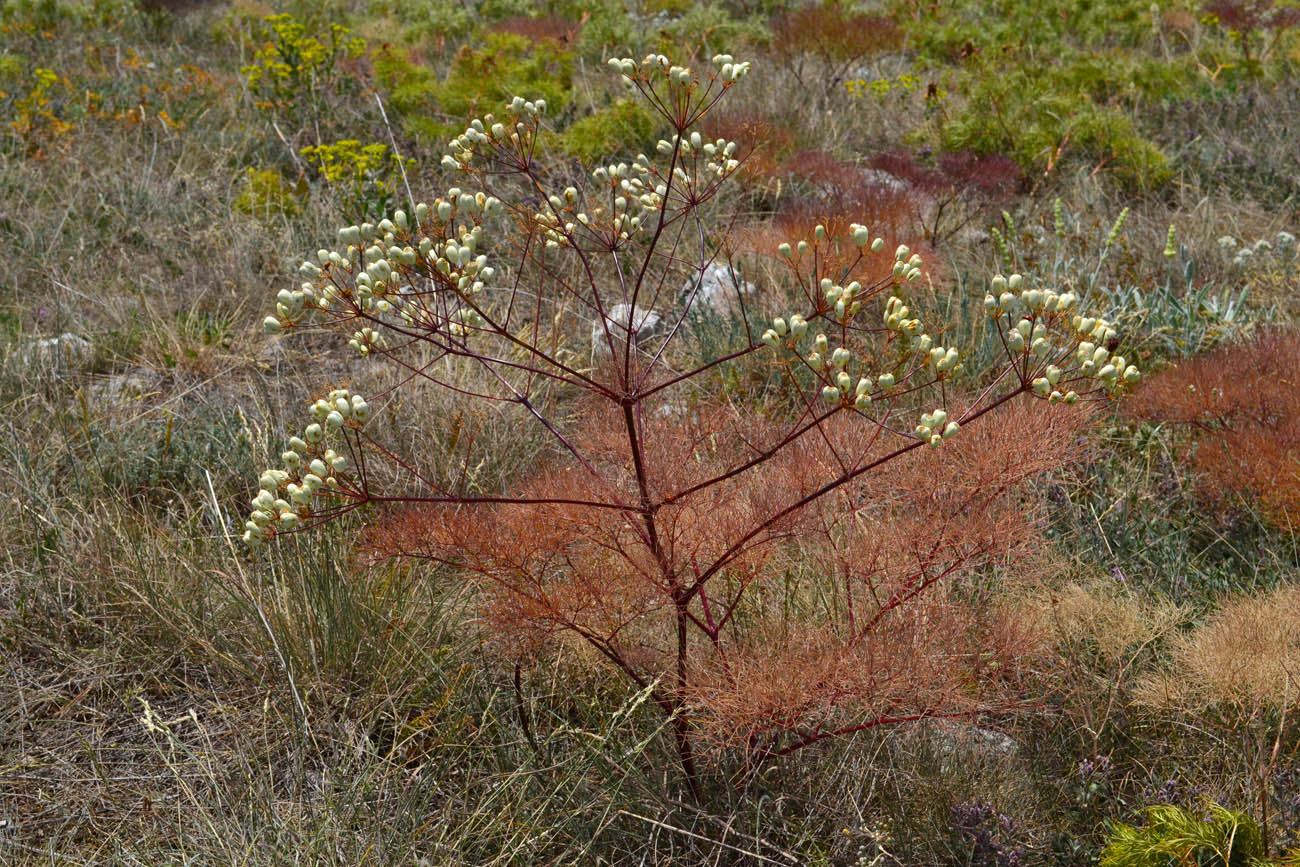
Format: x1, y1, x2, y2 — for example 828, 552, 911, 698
2, 0, 1299, 863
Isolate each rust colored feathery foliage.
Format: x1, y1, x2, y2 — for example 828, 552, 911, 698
252, 56, 1133, 796
1204, 0, 1300, 33
373, 395, 1091, 754
700, 110, 796, 187
868, 149, 1023, 245
490, 15, 583, 46
1129, 329, 1300, 526
770, 2, 902, 82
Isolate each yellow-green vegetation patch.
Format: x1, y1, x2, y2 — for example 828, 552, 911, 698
556, 98, 664, 164
233, 167, 307, 219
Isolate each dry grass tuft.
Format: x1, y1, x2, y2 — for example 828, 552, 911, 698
1136, 584, 1300, 710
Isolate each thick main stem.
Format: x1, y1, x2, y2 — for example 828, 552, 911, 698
621, 398, 702, 801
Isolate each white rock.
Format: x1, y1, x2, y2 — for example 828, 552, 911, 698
91, 367, 161, 406
681, 263, 754, 317
22, 333, 94, 374
592, 303, 665, 351
861, 168, 908, 193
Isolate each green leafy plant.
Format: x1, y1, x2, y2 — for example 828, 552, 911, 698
1100, 801, 1281, 867
557, 98, 663, 163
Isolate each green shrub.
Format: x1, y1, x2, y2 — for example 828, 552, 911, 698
934, 56, 1178, 189
439, 31, 573, 117
1101, 802, 1273, 867
556, 98, 662, 164
375, 32, 574, 143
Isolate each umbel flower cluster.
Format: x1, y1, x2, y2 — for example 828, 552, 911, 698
243, 52, 1139, 786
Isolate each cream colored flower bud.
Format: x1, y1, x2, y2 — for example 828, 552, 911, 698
278, 511, 298, 529
282, 450, 301, 468
1123, 365, 1140, 384
942, 421, 960, 438
773, 317, 787, 336
852, 225, 870, 246
815, 333, 829, 354
778, 242, 792, 258
1008, 274, 1023, 290
895, 244, 910, 261
310, 459, 328, 477
822, 385, 841, 403
761, 329, 780, 348
790, 316, 808, 337
1032, 377, 1051, 395
871, 237, 885, 252
878, 373, 895, 388
263, 316, 282, 334
991, 274, 1007, 293
854, 394, 872, 411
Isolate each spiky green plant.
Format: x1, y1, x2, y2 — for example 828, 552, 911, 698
1100, 802, 1275, 867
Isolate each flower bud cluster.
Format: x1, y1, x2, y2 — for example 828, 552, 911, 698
915, 408, 960, 447
244, 390, 362, 547
264, 188, 502, 340
606, 53, 750, 89
443, 99, 545, 171
1073, 337, 1138, 387
891, 244, 923, 283
883, 296, 923, 335
848, 222, 886, 252
982, 272, 1139, 399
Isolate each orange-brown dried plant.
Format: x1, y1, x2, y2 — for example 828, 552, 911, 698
770, 2, 902, 93
251, 55, 1130, 798
1130, 329, 1300, 527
